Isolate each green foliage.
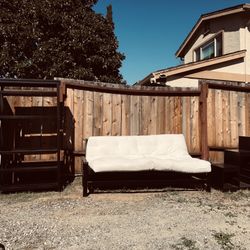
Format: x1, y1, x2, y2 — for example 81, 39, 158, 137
0, 0, 125, 83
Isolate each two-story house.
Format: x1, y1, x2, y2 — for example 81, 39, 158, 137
139, 3, 250, 87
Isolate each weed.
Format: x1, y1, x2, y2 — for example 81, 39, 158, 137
224, 212, 237, 218
226, 190, 250, 201
225, 220, 237, 226
176, 197, 187, 203
171, 237, 199, 250
212, 231, 235, 250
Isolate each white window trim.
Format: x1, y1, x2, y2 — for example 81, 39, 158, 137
193, 31, 223, 62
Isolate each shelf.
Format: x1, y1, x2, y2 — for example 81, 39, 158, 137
0, 148, 58, 155
72, 151, 86, 157
0, 161, 60, 173
0, 182, 60, 192
0, 90, 57, 97
0, 115, 56, 120
0, 78, 66, 193
212, 163, 239, 172
240, 174, 250, 184
239, 181, 250, 189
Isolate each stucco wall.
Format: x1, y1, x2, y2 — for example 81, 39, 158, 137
166, 77, 199, 88
184, 14, 244, 64
245, 20, 250, 75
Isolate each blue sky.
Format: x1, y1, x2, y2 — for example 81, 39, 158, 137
94, 1, 245, 84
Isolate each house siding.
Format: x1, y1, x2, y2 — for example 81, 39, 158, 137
245, 21, 250, 76
166, 77, 198, 88
184, 14, 243, 64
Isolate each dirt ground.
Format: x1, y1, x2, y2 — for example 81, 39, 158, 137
0, 177, 249, 250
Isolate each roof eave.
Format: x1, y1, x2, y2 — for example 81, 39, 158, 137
155, 50, 246, 78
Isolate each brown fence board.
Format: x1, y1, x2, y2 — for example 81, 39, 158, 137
130, 95, 140, 135
111, 94, 122, 136
121, 95, 130, 135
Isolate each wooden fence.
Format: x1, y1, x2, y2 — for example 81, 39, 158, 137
4, 79, 250, 173
206, 82, 250, 162
61, 79, 250, 171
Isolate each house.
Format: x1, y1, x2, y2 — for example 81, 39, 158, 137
138, 4, 250, 87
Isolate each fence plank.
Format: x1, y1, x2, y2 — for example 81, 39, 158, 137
93, 92, 103, 136
230, 91, 238, 147
156, 96, 165, 134
112, 94, 122, 136
141, 96, 150, 135
121, 95, 130, 135
149, 96, 157, 135
246, 93, 250, 135
130, 95, 140, 135
102, 93, 112, 136
83, 91, 94, 139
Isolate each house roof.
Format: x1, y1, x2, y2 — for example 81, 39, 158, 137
138, 50, 246, 85
175, 3, 250, 58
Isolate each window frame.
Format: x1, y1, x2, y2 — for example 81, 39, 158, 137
193, 31, 224, 62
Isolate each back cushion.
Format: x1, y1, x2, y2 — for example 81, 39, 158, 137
86, 134, 189, 160
147, 134, 189, 157
86, 136, 139, 160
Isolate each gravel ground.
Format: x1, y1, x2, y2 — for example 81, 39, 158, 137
0, 177, 250, 250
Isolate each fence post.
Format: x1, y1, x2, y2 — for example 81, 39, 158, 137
199, 82, 209, 160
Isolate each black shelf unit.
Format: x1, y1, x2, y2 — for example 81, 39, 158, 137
0, 79, 71, 192
211, 136, 250, 191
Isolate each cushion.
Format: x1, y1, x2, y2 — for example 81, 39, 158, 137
86, 134, 211, 173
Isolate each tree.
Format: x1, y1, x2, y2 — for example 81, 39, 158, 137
0, 0, 125, 83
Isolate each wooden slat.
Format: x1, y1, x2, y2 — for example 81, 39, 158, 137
141, 96, 150, 135
165, 96, 172, 134
207, 89, 216, 147
93, 92, 103, 136
238, 92, 245, 137
222, 90, 231, 147
102, 93, 112, 136
74, 89, 84, 171
199, 84, 208, 160
149, 96, 157, 135
121, 95, 130, 135
156, 96, 165, 134
130, 95, 140, 135
230, 91, 238, 147
111, 94, 122, 136
83, 91, 94, 138
246, 93, 250, 135
184, 96, 191, 152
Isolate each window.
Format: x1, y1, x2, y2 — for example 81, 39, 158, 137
194, 33, 222, 61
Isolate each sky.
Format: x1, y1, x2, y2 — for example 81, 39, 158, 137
94, 1, 246, 85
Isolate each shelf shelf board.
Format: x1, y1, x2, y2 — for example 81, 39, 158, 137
0, 182, 60, 192
0, 165, 59, 172
0, 148, 59, 154
0, 115, 56, 120
0, 90, 57, 97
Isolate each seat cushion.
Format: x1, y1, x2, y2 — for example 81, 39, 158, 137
152, 157, 211, 173
88, 157, 154, 172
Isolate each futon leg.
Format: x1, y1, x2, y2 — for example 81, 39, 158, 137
206, 173, 211, 192
82, 160, 89, 197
